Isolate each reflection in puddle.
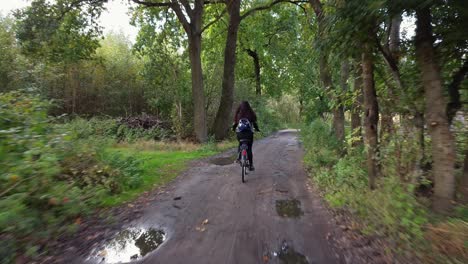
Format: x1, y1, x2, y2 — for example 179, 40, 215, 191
91, 227, 166, 263
276, 199, 303, 218
275, 241, 309, 264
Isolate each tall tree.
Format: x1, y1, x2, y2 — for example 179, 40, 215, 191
15, 0, 104, 113
362, 37, 379, 189
132, 0, 211, 142
245, 48, 261, 95
308, 0, 345, 142
212, 0, 241, 140
351, 60, 363, 146
335, 60, 349, 143
212, 0, 306, 140
0, 16, 19, 91
415, 5, 456, 212
326, 0, 382, 187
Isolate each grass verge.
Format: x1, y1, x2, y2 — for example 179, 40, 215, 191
100, 140, 236, 206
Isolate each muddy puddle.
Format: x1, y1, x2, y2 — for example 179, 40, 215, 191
210, 154, 238, 166
89, 227, 166, 263
266, 241, 309, 264
276, 199, 304, 218
277, 241, 309, 264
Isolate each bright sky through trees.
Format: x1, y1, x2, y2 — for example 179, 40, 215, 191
0, 0, 415, 43
0, 0, 139, 41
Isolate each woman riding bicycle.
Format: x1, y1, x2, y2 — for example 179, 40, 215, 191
232, 101, 259, 171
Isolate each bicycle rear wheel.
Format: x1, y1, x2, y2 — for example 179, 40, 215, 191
242, 165, 246, 183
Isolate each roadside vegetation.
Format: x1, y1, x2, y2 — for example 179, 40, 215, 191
0, 92, 239, 262
297, 0, 468, 263
301, 117, 467, 263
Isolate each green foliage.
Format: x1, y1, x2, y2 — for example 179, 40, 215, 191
301, 119, 428, 251
0, 15, 19, 91
0, 92, 146, 261
300, 119, 341, 167
15, 0, 103, 63
251, 97, 282, 135
115, 125, 172, 142
60, 117, 172, 142
0, 91, 238, 261
59, 117, 120, 139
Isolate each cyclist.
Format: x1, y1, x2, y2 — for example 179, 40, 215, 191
232, 101, 259, 171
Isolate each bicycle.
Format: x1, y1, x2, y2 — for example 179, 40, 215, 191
238, 139, 250, 183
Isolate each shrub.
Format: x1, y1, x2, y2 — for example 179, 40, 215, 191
300, 119, 341, 168
301, 118, 428, 254
61, 117, 120, 139
251, 97, 282, 135
61, 116, 173, 142
0, 92, 144, 261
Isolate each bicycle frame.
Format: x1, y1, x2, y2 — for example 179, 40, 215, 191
239, 142, 250, 183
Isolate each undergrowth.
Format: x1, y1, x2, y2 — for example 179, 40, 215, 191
301, 119, 467, 263
60, 116, 172, 142
0, 92, 235, 263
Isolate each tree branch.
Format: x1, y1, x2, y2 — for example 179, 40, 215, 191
55, 0, 106, 21
240, 0, 285, 20
132, 0, 172, 7
204, 0, 224, 4
287, 0, 308, 15
179, 0, 194, 19
170, 0, 191, 34
201, 7, 227, 33
240, 0, 308, 20
308, 0, 323, 17
132, 1, 191, 33
375, 35, 403, 90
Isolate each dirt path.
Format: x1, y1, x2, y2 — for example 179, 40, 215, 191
82, 130, 342, 264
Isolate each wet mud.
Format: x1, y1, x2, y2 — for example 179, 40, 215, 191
210, 154, 238, 166
276, 199, 304, 218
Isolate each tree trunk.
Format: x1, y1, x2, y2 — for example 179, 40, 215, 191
332, 60, 348, 143
321, 49, 344, 142
413, 111, 425, 183
378, 13, 403, 91
379, 13, 400, 140
308, 0, 344, 141
188, 33, 207, 142
415, 7, 456, 213
362, 41, 379, 189
319, 54, 344, 142
389, 14, 402, 62
459, 150, 468, 203
165, 0, 208, 142
299, 99, 304, 118
212, 0, 241, 140
67, 64, 79, 114
351, 60, 363, 147
246, 48, 261, 95
332, 107, 345, 142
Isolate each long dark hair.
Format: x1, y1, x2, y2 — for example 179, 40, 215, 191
234, 101, 257, 123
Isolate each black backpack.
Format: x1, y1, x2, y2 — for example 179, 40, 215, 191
236, 118, 253, 133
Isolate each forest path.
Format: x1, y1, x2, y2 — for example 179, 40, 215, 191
83, 130, 342, 264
